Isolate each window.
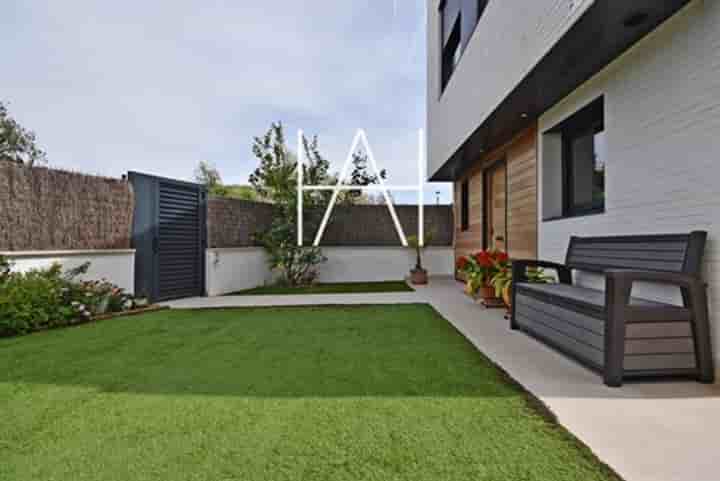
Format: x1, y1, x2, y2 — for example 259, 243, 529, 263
477, 0, 489, 22
442, 13, 461, 91
564, 121, 605, 216
542, 97, 605, 220
439, 1, 490, 93
460, 179, 469, 231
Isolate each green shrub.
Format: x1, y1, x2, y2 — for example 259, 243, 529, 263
0, 268, 74, 335
0, 260, 137, 337
0, 254, 11, 284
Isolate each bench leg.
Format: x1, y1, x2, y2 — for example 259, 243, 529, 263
604, 276, 628, 388
604, 371, 623, 388
510, 285, 518, 330
689, 285, 715, 384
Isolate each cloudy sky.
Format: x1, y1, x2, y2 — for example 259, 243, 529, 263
3, 1, 451, 204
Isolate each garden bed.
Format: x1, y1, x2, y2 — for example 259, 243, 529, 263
0, 257, 152, 338
0, 305, 168, 338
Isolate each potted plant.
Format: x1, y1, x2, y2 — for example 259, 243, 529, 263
457, 249, 509, 303
490, 264, 513, 308
407, 235, 431, 285
490, 264, 554, 310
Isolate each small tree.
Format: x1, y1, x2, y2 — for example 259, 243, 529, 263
223, 184, 259, 201
249, 123, 329, 286
339, 150, 387, 205
194, 160, 228, 196
0, 101, 47, 166
195, 160, 260, 200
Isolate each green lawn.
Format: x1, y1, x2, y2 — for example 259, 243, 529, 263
0, 305, 618, 481
228, 280, 413, 295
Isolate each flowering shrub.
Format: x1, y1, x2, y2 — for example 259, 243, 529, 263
0, 261, 140, 337
456, 249, 509, 289
490, 264, 554, 304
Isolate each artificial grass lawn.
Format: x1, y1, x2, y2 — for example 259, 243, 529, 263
0, 305, 618, 481
228, 280, 414, 295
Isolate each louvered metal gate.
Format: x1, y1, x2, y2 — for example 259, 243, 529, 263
128, 172, 207, 302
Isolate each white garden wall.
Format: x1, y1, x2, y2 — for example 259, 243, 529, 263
537, 1, 720, 367
205, 248, 273, 297
205, 246, 455, 296
3, 250, 136, 294
318, 247, 455, 284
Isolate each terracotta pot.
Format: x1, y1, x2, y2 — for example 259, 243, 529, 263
410, 268, 428, 285
478, 285, 496, 300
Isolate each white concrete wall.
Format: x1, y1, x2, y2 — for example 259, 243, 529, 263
426, 0, 594, 178
537, 1, 720, 366
3, 250, 136, 294
205, 248, 273, 297
318, 247, 455, 284
205, 246, 455, 296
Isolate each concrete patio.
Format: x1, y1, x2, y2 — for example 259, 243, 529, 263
164, 277, 720, 481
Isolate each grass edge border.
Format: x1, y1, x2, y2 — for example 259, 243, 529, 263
0, 305, 170, 340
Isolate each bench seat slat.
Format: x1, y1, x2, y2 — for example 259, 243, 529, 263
516, 282, 675, 314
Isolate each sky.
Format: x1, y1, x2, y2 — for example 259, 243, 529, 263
3, 1, 452, 204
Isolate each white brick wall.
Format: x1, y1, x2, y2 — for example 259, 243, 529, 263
426, 0, 595, 178
538, 0, 720, 367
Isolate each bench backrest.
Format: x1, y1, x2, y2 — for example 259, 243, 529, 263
565, 231, 707, 276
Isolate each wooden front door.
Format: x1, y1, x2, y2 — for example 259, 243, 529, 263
484, 160, 507, 252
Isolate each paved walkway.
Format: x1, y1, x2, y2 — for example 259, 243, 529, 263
164, 291, 422, 308
165, 278, 720, 481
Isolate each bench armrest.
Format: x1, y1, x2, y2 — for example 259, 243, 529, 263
603, 269, 714, 386
512, 259, 572, 284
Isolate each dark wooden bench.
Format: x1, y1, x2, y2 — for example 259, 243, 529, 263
510, 231, 714, 387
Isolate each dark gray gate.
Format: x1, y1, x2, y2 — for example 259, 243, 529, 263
128, 172, 207, 302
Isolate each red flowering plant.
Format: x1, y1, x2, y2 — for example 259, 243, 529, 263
457, 249, 510, 296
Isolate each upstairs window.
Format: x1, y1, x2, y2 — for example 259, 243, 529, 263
440, 1, 490, 93
441, 13, 461, 91
477, 0, 489, 22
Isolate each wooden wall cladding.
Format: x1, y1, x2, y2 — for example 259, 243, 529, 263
454, 125, 538, 261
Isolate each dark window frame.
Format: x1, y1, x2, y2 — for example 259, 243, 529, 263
439, 0, 490, 95
562, 121, 605, 217
441, 12, 462, 92
460, 179, 470, 231
544, 96, 606, 221
477, 0, 489, 22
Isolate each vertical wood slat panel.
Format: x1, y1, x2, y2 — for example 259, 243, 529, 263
507, 127, 538, 260
454, 126, 538, 262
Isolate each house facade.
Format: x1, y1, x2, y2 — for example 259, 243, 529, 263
427, 0, 720, 370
